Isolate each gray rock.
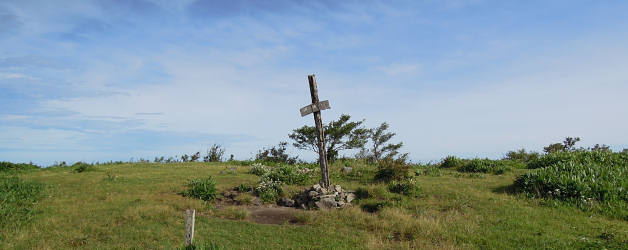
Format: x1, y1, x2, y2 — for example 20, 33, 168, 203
346, 193, 356, 203
312, 183, 322, 191
315, 197, 338, 209
308, 191, 319, 198
337, 201, 345, 207
279, 197, 295, 207
252, 197, 262, 206
334, 185, 343, 193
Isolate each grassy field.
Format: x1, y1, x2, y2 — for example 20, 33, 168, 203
1, 161, 627, 249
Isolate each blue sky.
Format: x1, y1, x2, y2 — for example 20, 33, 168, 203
1, 0, 628, 165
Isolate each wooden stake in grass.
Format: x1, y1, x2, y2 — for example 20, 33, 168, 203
184, 209, 195, 247
299, 74, 331, 188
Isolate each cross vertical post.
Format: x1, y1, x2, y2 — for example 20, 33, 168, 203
307, 74, 330, 188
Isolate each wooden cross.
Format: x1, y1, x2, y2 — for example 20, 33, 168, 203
300, 74, 331, 188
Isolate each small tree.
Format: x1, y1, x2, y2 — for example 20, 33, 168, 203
563, 137, 581, 151
367, 122, 403, 163
590, 144, 611, 152
289, 114, 369, 162
203, 144, 225, 162
190, 152, 201, 162
543, 137, 581, 154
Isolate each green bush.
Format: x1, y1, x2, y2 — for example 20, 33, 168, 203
387, 179, 421, 196
354, 187, 372, 200
248, 163, 271, 176
72, 162, 93, 173
254, 179, 283, 203
182, 177, 217, 201
374, 156, 410, 182
264, 165, 311, 185
0, 162, 40, 172
439, 156, 466, 169
504, 149, 540, 163
514, 150, 628, 219
458, 159, 510, 175
0, 177, 44, 228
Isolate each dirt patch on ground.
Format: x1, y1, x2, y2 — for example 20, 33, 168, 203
246, 206, 301, 225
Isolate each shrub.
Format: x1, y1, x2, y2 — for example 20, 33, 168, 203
203, 144, 225, 162
374, 155, 410, 182
264, 165, 311, 185
439, 156, 465, 169
0, 177, 44, 227
255, 142, 297, 164
254, 179, 283, 203
387, 179, 421, 196
72, 162, 93, 173
0, 162, 40, 172
248, 163, 271, 176
182, 177, 217, 201
504, 149, 540, 163
458, 159, 510, 175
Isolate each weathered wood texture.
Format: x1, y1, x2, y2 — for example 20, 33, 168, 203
184, 209, 195, 247
307, 74, 331, 188
300, 100, 330, 117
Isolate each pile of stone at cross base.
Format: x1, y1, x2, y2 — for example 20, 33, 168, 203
278, 184, 356, 210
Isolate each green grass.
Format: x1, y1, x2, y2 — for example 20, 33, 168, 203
1, 161, 626, 249
0, 176, 44, 232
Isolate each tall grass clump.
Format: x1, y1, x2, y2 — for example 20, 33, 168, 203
514, 150, 628, 219
0, 177, 44, 228
181, 177, 217, 201
458, 159, 511, 175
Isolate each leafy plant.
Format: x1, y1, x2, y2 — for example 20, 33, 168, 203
181, 177, 217, 201
254, 179, 283, 203
264, 165, 311, 185
248, 163, 271, 176
514, 150, 628, 219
